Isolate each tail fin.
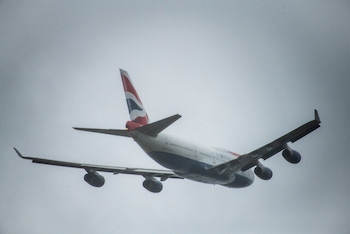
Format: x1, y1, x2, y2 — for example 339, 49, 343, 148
120, 69, 149, 125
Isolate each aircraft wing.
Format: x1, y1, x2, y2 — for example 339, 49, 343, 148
209, 110, 321, 174
13, 148, 183, 181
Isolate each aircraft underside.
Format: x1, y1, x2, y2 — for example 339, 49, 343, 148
146, 151, 254, 188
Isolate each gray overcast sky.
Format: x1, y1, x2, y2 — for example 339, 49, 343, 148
1, 1, 350, 233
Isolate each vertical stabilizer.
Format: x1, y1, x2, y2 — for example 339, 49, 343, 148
120, 69, 149, 125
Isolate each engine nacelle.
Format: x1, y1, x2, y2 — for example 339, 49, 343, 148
143, 177, 163, 193
282, 149, 301, 164
254, 166, 273, 180
84, 171, 105, 187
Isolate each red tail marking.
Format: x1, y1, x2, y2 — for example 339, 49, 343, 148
126, 121, 144, 131
133, 116, 149, 125
121, 74, 143, 104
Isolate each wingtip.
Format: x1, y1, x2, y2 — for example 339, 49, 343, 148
73, 127, 84, 131
13, 147, 24, 158
314, 109, 321, 123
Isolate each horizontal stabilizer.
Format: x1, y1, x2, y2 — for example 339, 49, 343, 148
137, 114, 181, 137
73, 114, 181, 137
73, 128, 130, 137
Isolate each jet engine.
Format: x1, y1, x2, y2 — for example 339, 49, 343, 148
143, 177, 163, 193
254, 166, 273, 180
282, 149, 301, 164
84, 171, 105, 187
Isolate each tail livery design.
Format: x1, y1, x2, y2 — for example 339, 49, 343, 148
120, 69, 149, 126
73, 69, 180, 136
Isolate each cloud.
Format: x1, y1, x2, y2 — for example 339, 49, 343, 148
1, 1, 349, 233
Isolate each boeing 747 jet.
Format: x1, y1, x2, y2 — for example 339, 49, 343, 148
14, 69, 321, 192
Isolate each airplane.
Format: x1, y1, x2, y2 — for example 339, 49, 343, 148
14, 69, 321, 193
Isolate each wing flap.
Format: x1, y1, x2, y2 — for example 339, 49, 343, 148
208, 110, 321, 174
249, 110, 321, 162
14, 148, 183, 179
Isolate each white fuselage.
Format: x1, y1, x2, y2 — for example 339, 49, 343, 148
129, 131, 254, 188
